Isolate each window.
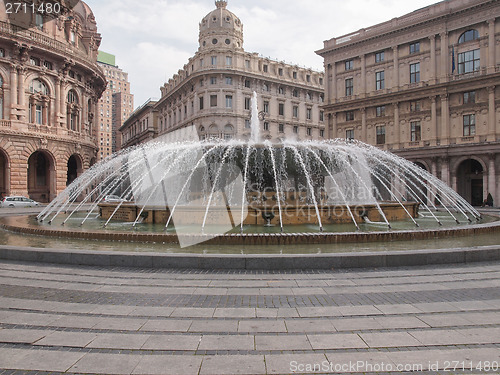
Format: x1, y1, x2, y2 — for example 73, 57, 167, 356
245, 97, 251, 110
70, 31, 76, 45
292, 89, 299, 97
375, 51, 384, 63
244, 79, 251, 88
293, 106, 298, 118
263, 83, 270, 92
346, 129, 354, 140
245, 119, 251, 129
263, 64, 268, 73
263, 122, 269, 131
409, 42, 420, 54
211, 56, 217, 65
30, 79, 49, 95
345, 59, 353, 70
210, 77, 217, 84
376, 106, 385, 117
458, 29, 479, 44
410, 121, 421, 141
410, 101, 421, 112
43, 61, 52, 70
307, 127, 312, 136
30, 57, 40, 66
410, 63, 420, 83
346, 111, 354, 121
225, 95, 232, 108
306, 92, 312, 100
200, 58, 204, 67
225, 56, 232, 66
306, 75, 311, 82
278, 103, 284, 116
463, 91, 476, 104
293, 125, 298, 134
35, 13, 43, 30
225, 76, 232, 85
263, 101, 269, 113
463, 114, 476, 136
278, 87, 285, 95
293, 71, 297, 79
0, 48, 4, 57
306, 108, 312, 120
278, 68, 283, 76
224, 124, 234, 140
245, 60, 250, 69
376, 126, 386, 145
458, 49, 480, 74
320, 129, 325, 138
345, 78, 353, 96
0, 75, 3, 119
210, 95, 217, 107
375, 71, 385, 90
279, 123, 284, 133
319, 111, 324, 122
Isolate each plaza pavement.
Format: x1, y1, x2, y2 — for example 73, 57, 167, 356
0, 259, 499, 374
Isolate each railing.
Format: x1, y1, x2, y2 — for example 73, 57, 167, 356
0, 120, 11, 127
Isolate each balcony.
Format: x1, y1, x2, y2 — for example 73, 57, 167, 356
0, 120, 11, 128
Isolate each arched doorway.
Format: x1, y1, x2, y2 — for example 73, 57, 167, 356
0, 149, 9, 198
27, 150, 54, 203
457, 159, 484, 206
66, 154, 83, 186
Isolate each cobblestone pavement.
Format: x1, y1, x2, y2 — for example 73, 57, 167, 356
0, 260, 499, 374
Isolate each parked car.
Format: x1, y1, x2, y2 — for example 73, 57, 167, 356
103, 195, 125, 203
0, 196, 40, 207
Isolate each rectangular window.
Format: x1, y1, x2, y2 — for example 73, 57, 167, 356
458, 49, 480, 74
244, 79, 251, 88
410, 121, 421, 141
263, 64, 268, 73
293, 106, 298, 118
306, 75, 311, 82
463, 91, 476, 104
279, 103, 284, 116
410, 63, 420, 83
345, 59, 353, 70
306, 108, 312, 120
346, 111, 354, 121
319, 111, 324, 122
279, 123, 284, 133
410, 101, 421, 112
210, 95, 217, 107
226, 56, 232, 66
307, 127, 312, 136
345, 78, 353, 96
278, 68, 283, 76
210, 77, 217, 84
245, 97, 251, 110
376, 126, 386, 145
409, 42, 420, 54
263, 101, 269, 113
376, 106, 385, 117
293, 71, 297, 79
245, 119, 251, 129
200, 58, 204, 67
320, 129, 325, 138
35, 13, 43, 30
293, 125, 298, 134
225, 95, 232, 108
35, 105, 43, 124
211, 56, 217, 65
346, 129, 354, 140
375, 51, 384, 63
463, 114, 476, 136
245, 60, 250, 69
376, 71, 385, 90
263, 121, 269, 131
225, 76, 232, 85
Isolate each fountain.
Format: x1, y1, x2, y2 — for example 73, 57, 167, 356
1, 91, 495, 251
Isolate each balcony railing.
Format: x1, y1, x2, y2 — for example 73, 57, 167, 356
0, 120, 11, 128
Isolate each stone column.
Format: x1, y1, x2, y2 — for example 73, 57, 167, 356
17, 67, 25, 121
54, 77, 61, 119
329, 113, 337, 139
360, 55, 366, 94
361, 107, 367, 141
440, 94, 449, 145
59, 79, 65, 127
429, 35, 436, 83
393, 46, 399, 88
430, 96, 437, 144
488, 86, 496, 141
488, 19, 496, 74
393, 102, 400, 148
441, 157, 450, 188
9, 64, 17, 120
440, 32, 449, 82
331, 63, 337, 102
488, 154, 497, 206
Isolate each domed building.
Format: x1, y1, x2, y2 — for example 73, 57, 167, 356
121, 0, 325, 147
0, 0, 106, 202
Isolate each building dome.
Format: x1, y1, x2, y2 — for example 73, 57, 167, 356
199, 0, 243, 51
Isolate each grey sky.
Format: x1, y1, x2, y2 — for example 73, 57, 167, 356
83, 0, 438, 107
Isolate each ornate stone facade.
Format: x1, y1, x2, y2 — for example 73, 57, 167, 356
120, 0, 325, 145
0, 0, 106, 202
317, 0, 500, 206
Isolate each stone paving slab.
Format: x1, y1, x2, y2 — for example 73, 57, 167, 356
199, 355, 266, 375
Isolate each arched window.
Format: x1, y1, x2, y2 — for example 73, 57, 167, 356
66, 90, 80, 131
199, 125, 206, 140
208, 124, 219, 138
458, 29, 479, 44
224, 124, 234, 140
28, 79, 50, 125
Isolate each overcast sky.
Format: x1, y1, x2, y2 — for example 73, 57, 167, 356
83, 0, 438, 107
